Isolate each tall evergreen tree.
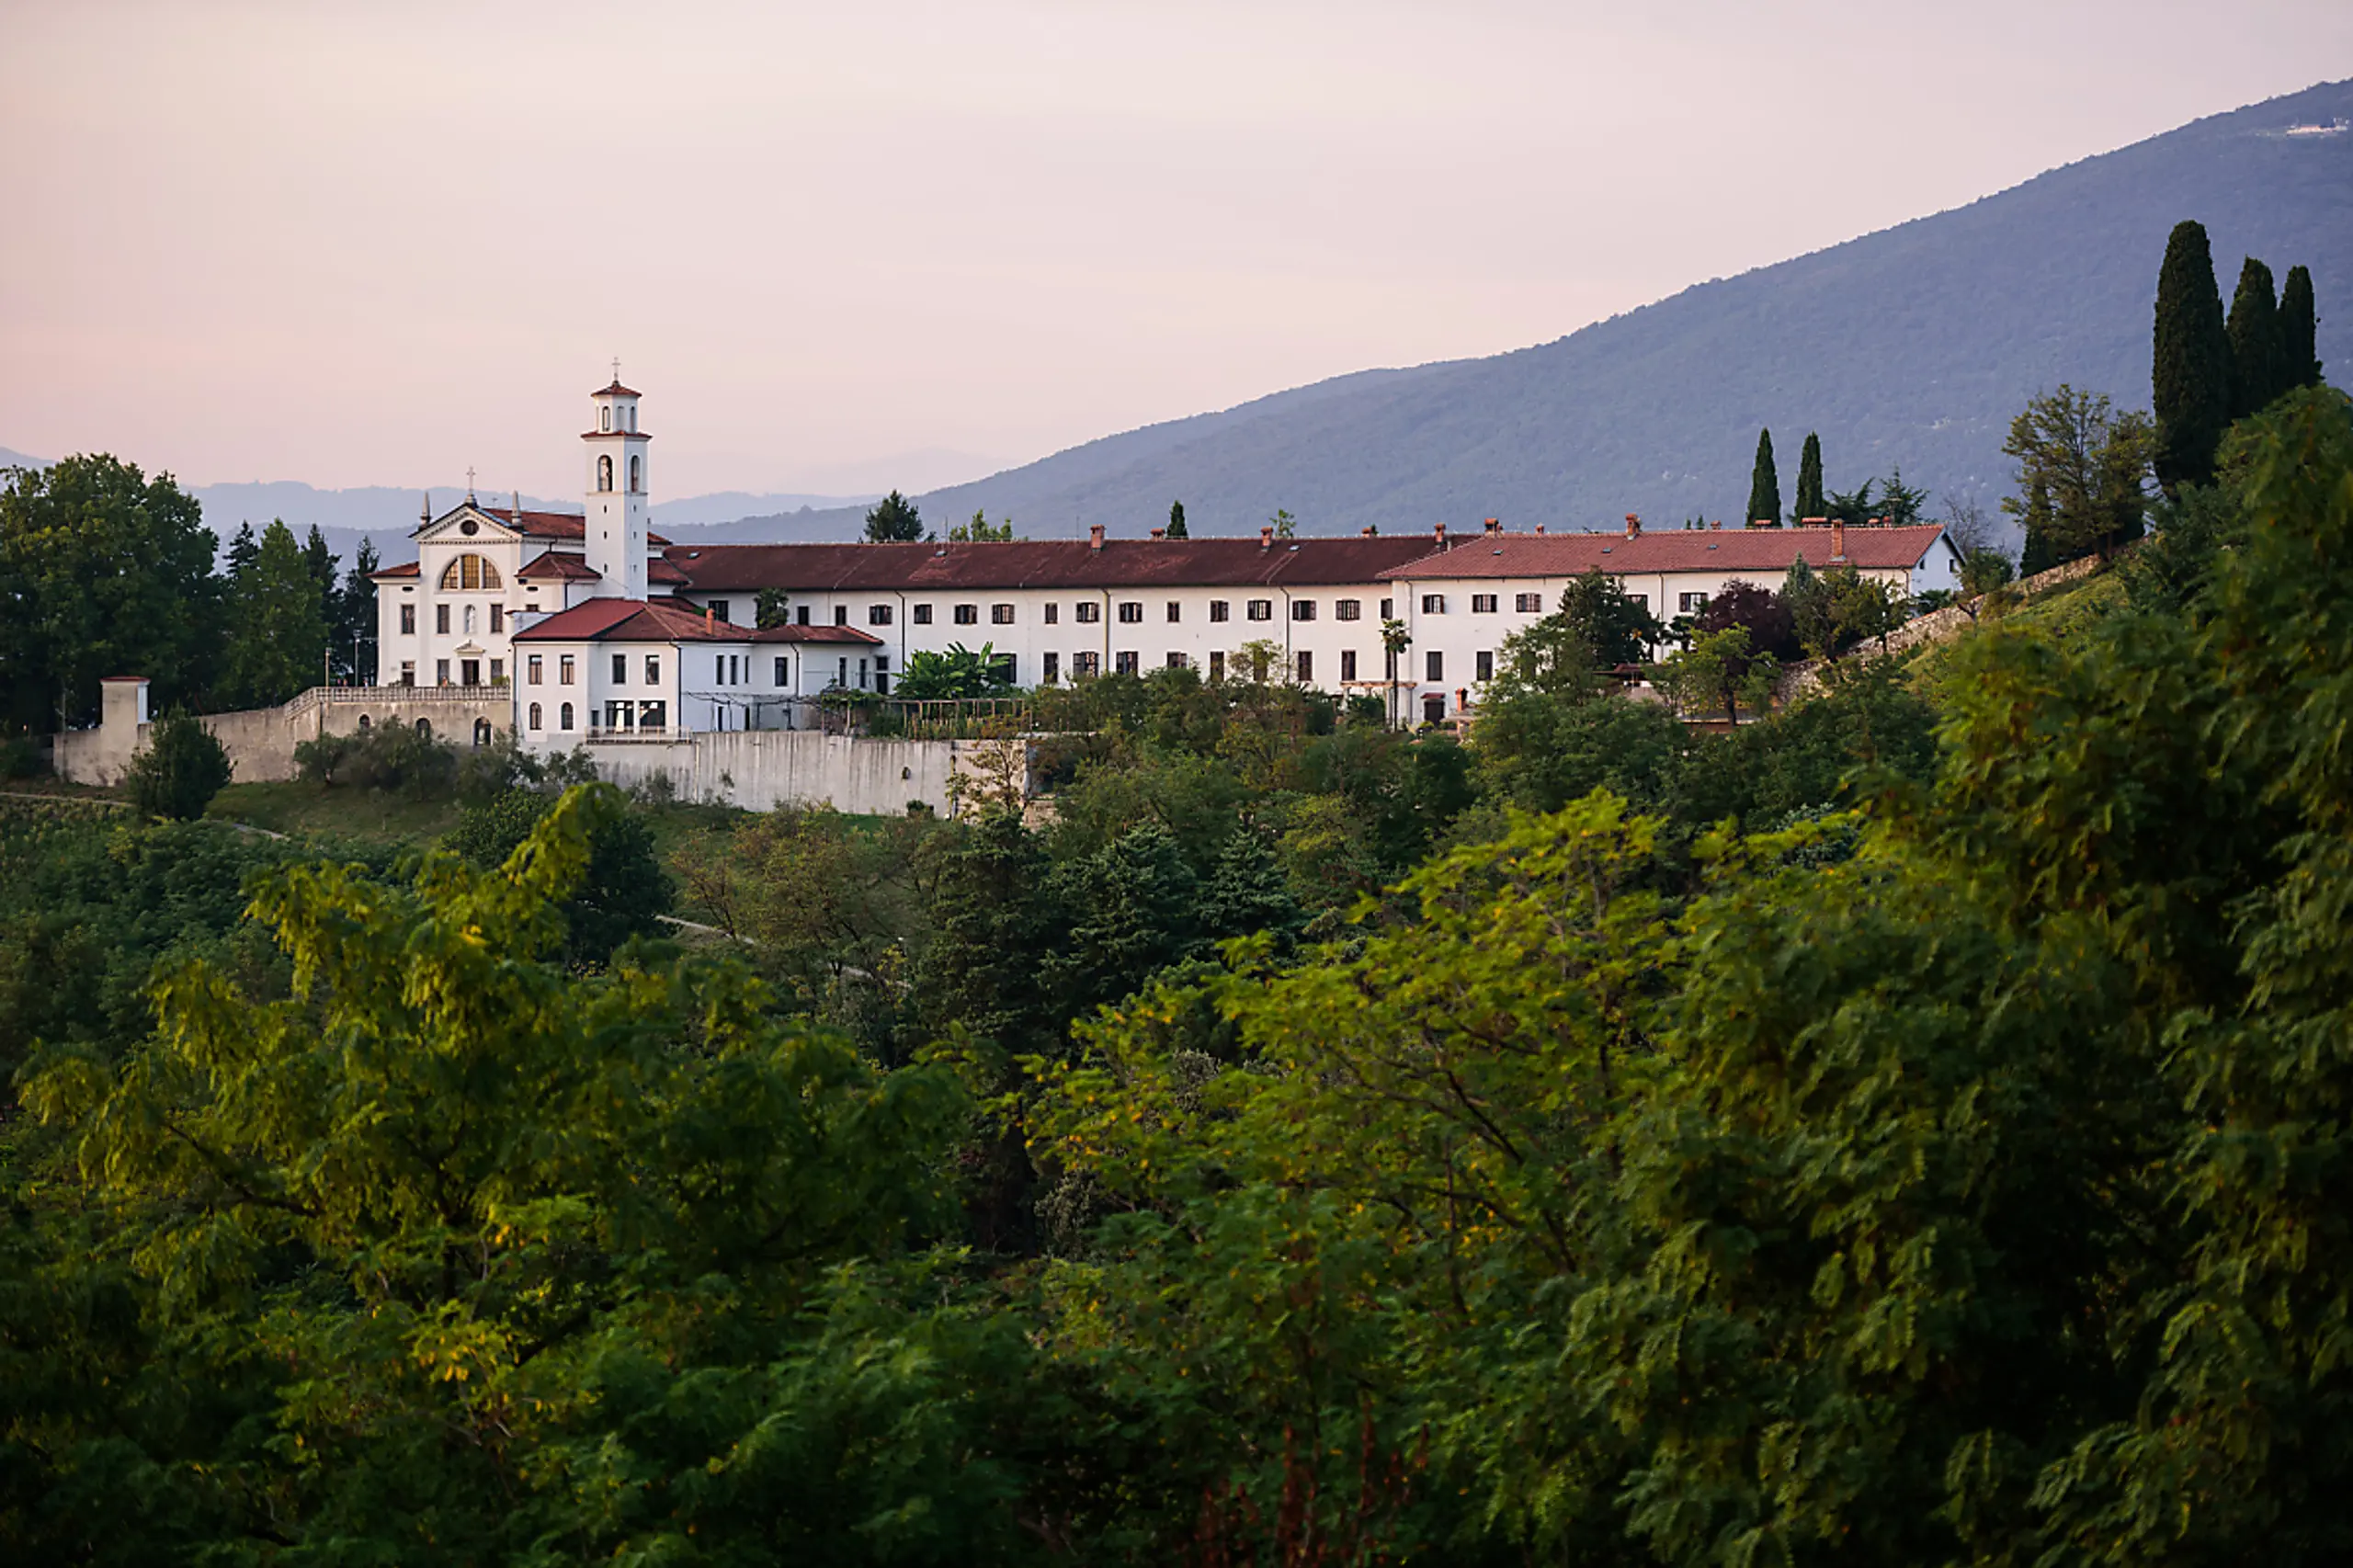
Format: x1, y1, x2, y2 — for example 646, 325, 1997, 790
862, 490, 926, 543
2226, 256, 2284, 420
1745, 429, 1781, 526
221, 520, 329, 706
1166, 500, 1188, 539
224, 520, 259, 579
2152, 219, 2234, 493
335, 537, 380, 682
1793, 432, 1825, 520
2279, 264, 2323, 390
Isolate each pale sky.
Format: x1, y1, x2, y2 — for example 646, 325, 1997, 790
6, 1, 2348, 500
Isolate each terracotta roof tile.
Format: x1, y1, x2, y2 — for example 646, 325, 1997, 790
662, 536, 1445, 593
517, 551, 601, 581
1377, 524, 1953, 580
515, 597, 881, 646
370, 561, 421, 579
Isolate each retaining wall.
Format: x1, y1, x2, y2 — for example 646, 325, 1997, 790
576, 729, 973, 815
52, 682, 511, 786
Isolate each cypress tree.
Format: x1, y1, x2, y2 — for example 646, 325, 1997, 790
2279, 265, 2323, 390
1793, 433, 1825, 520
2152, 220, 2233, 493
1166, 500, 1188, 539
1745, 429, 1781, 526
225, 520, 259, 580
2226, 256, 2283, 420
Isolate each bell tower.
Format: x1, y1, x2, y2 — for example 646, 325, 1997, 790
582, 365, 650, 600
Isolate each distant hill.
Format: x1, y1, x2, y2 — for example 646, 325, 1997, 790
751, 80, 2351, 546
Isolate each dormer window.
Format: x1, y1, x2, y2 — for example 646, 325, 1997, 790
600, 407, 611, 432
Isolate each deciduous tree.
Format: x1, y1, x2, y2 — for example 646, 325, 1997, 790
2000, 384, 2154, 569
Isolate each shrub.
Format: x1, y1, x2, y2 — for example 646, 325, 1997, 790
293, 724, 458, 799
124, 709, 232, 821
0, 732, 44, 779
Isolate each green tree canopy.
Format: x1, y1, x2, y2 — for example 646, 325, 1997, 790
2153, 218, 2234, 491
2226, 254, 2286, 420
2000, 384, 2154, 569
1746, 427, 1781, 525
221, 518, 329, 707
0, 454, 220, 729
2279, 262, 2322, 392
122, 708, 231, 822
1793, 430, 1826, 519
1166, 499, 1188, 538
863, 489, 926, 542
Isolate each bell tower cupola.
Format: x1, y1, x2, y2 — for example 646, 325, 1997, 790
582, 363, 650, 600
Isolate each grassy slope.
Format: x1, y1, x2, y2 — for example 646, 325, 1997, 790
1905, 566, 2128, 709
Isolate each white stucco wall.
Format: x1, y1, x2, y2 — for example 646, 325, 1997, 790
571, 730, 963, 816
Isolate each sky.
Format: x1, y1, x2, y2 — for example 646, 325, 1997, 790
5, 0, 2349, 502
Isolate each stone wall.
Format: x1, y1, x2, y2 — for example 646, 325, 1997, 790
1776, 552, 2108, 703
52, 681, 512, 786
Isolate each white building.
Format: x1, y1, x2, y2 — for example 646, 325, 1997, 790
368, 378, 679, 689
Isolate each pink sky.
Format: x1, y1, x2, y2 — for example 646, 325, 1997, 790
6, 1, 2348, 500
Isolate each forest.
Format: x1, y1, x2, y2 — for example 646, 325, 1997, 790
0, 383, 2346, 1563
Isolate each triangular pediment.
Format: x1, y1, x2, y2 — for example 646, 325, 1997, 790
414, 501, 523, 545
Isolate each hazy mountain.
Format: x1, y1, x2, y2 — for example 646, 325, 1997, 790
751, 79, 2351, 545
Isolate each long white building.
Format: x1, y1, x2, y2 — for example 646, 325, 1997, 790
369, 379, 1963, 745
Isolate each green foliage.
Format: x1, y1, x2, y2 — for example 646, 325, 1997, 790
1696, 579, 1797, 660
123, 710, 231, 822
2279, 262, 2322, 391
1472, 687, 1692, 815
2154, 218, 2234, 492
0, 455, 220, 730
1745, 426, 1781, 525
893, 641, 1014, 699
1961, 544, 2017, 596
862, 489, 926, 543
220, 519, 329, 707
332, 534, 377, 681
948, 509, 1015, 542
756, 585, 792, 628
1165, 499, 1188, 538
449, 786, 676, 965
1793, 429, 1825, 518
1658, 624, 1777, 722
2226, 253, 2285, 420
2001, 383, 2155, 568
292, 722, 460, 799
1269, 507, 1297, 539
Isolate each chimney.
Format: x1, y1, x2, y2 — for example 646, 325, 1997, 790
1534, 524, 1547, 536
1360, 526, 1377, 538
1711, 518, 1722, 530
1150, 528, 1166, 540
1483, 517, 1501, 536
1088, 523, 1105, 551
1624, 513, 1642, 540
1801, 516, 1829, 528
1832, 519, 1847, 561
1260, 524, 1274, 550
1434, 521, 1449, 546
704, 606, 714, 631
1749, 517, 1771, 528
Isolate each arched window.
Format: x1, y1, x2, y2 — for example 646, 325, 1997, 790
529, 702, 543, 730
438, 553, 503, 591
415, 718, 432, 738
629, 455, 642, 493
473, 718, 492, 747
357, 714, 371, 731
597, 455, 613, 492
559, 702, 574, 731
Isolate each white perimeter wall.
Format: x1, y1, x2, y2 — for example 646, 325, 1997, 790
574, 730, 963, 815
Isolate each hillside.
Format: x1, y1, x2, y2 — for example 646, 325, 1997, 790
750, 79, 2350, 544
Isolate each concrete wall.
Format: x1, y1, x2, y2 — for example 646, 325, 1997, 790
53, 682, 511, 787
574, 729, 969, 815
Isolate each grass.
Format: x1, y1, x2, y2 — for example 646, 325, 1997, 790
208, 781, 462, 846
1905, 565, 2129, 709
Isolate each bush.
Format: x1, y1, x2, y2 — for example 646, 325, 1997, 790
449, 784, 676, 964
124, 709, 232, 821
0, 732, 43, 779
292, 723, 459, 799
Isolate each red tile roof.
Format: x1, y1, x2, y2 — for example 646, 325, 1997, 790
662, 536, 1445, 594
595, 380, 642, 398
517, 551, 600, 581
370, 561, 421, 580
648, 557, 688, 585
515, 597, 880, 646
474, 506, 671, 546
1376, 524, 1953, 580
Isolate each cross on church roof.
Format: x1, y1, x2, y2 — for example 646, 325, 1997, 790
466, 466, 476, 498
612, 357, 621, 382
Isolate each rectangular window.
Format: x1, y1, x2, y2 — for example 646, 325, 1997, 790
1340, 649, 1358, 682
1679, 592, 1709, 613
1209, 651, 1226, 681
640, 701, 665, 731
1295, 650, 1313, 682
870, 604, 893, 625
1515, 592, 1543, 613
491, 604, 506, 633
645, 655, 661, 685
1380, 597, 1394, 619
1245, 598, 1272, 621
436, 604, 450, 634
560, 654, 576, 685
1292, 599, 1316, 621
489, 658, 505, 685
953, 604, 979, 625
613, 653, 628, 684
460, 658, 480, 687
1165, 652, 1187, 669
1335, 598, 1361, 621
1476, 650, 1494, 681
797, 605, 812, 626
991, 653, 1015, 686
1074, 650, 1099, 676
436, 658, 451, 685
1426, 651, 1444, 681
1209, 599, 1230, 623
1044, 602, 1059, 625
913, 603, 933, 625
1165, 600, 1182, 623
528, 654, 543, 685
1042, 652, 1061, 684
837, 657, 848, 686
1074, 601, 1100, 624
1421, 594, 1446, 615
400, 660, 415, 687
400, 604, 416, 634
835, 606, 848, 626
1472, 594, 1497, 614
1115, 650, 1140, 675
858, 657, 870, 690
715, 653, 728, 685
774, 656, 788, 686
1117, 601, 1142, 624
992, 603, 1016, 624
711, 599, 732, 623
